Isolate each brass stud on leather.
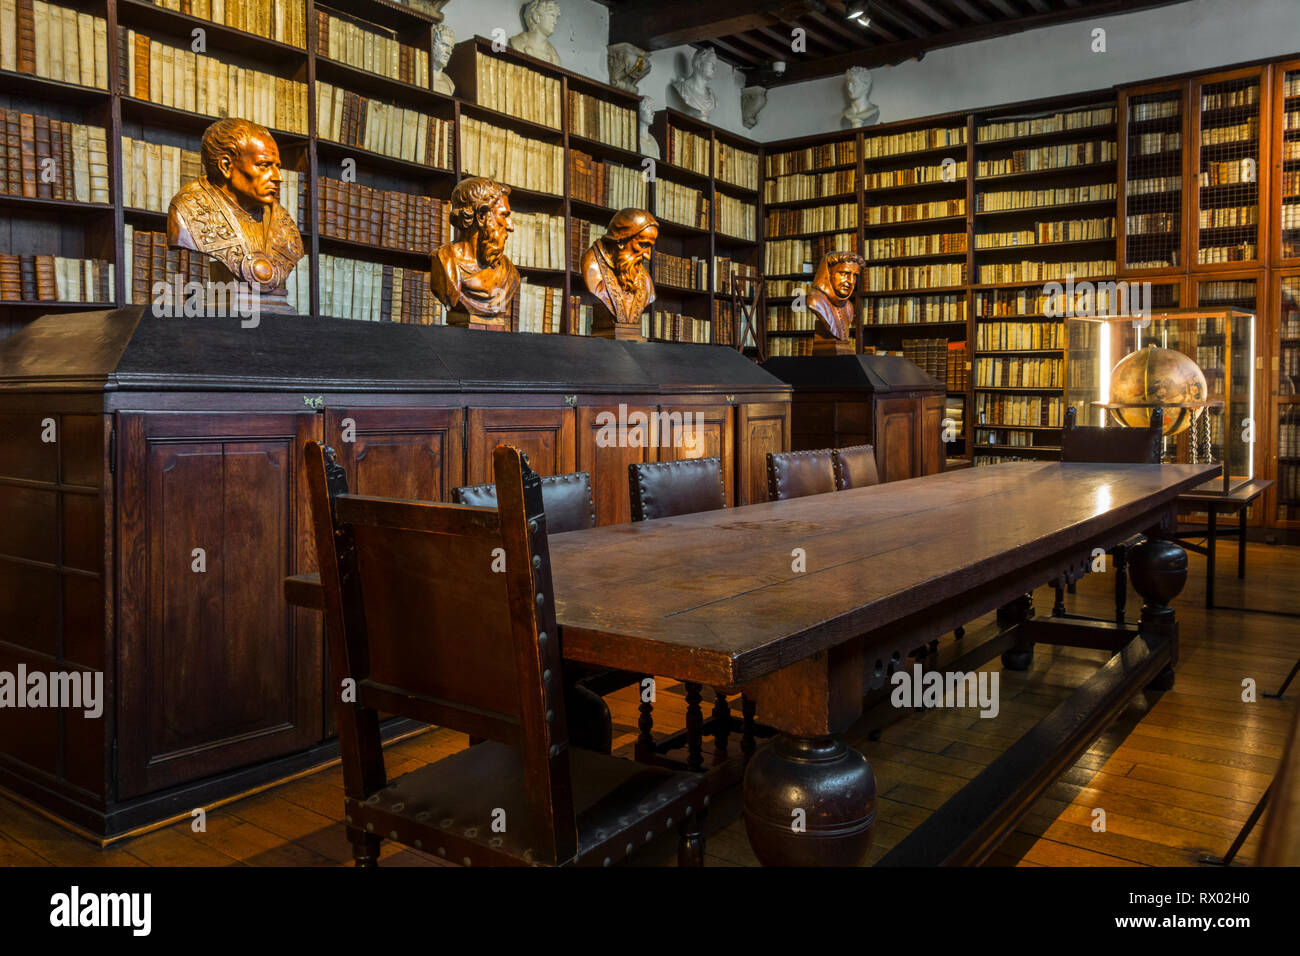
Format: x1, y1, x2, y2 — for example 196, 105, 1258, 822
532, 555, 541, 569
390, 830, 398, 840
366, 822, 374, 832
667, 817, 673, 828
345, 814, 353, 824
645, 830, 653, 842
603, 857, 612, 867
440, 818, 452, 828
529, 520, 538, 533
625, 842, 634, 855
538, 631, 547, 646
465, 827, 479, 838
545, 709, 554, 723
536, 592, 545, 608
463, 857, 472, 867
414, 840, 423, 850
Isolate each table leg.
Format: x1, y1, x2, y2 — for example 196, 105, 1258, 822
1238, 507, 1247, 579
1130, 531, 1188, 691
999, 593, 1035, 671
1206, 509, 1216, 610
744, 734, 877, 867
740, 643, 874, 866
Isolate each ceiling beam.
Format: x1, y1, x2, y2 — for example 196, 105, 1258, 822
867, 1, 936, 39
823, 1, 902, 43
1022, 0, 1053, 12
608, 0, 822, 50
906, 0, 959, 30
710, 36, 769, 67
948, 0, 992, 23
769, 0, 1192, 85
735, 28, 798, 61
985, 0, 1024, 17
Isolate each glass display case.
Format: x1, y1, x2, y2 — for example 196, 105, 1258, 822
1065, 307, 1256, 495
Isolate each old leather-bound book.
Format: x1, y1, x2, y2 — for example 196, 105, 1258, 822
33, 254, 55, 300
28, 113, 47, 199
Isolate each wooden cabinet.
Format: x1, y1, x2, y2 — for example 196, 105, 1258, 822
763, 354, 947, 483
323, 406, 463, 503
116, 411, 323, 799
466, 406, 576, 484
576, 404, 654, 526
0, 308, 790, 835
736, 402, 792, 505
656, 403, 735, 502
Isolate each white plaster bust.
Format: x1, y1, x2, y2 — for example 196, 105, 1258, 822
509, 0, 562, 66
608, 42, 651, 94
671, 47, 718, 122
842, 66, 880, 128
432, 23, 455, 95
639, 96, 660, 160
741, 86, 767, 130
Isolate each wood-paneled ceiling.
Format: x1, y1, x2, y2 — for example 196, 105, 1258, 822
604, 0, 1193, 86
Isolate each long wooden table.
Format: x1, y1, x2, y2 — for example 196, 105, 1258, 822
546, 460, 1219, 865
287, 461, 1219, 866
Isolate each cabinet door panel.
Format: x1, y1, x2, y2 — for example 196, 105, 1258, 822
117, 412, 321, 799
876, 398, 918, 483
736, 402, 789, 506
576, 405, 654, 526
324, 407, 464, 503
656, 404, 734, 503
921, 395, 946, 476
465, 407, 575, 486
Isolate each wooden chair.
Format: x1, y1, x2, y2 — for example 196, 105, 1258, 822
767, 449, 837, 501
453, 471, 620, 753
626, 456, 763, 770
305, 440, 708, 867
1056, 406, 1165, 625
832, 444, 880, 491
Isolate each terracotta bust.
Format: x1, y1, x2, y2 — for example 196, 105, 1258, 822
509, 0, 561, 65
580, 207, 659, 340
430, 177, 520, 331
806, 251, 864, 354
166, 117, 304, 312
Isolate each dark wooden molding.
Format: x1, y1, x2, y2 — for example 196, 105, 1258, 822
608, 0, 827, 50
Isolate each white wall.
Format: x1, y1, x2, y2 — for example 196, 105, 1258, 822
441, 0, 611, 85
753, 0, 1300, 142
440, 0, 1299, 144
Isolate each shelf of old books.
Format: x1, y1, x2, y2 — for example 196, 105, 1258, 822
1275, 270, 1300, 524
1272, 61, 1300, 263
1193, 67, 1265, 270
1120, 81, 1187, 273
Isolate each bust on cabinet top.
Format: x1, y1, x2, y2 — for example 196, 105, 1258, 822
638, 96, 660, 160
509, 0, 562, 66
671, 46, 718, 122
842, 66, 880, 128
581, 207, 659, 341
166, 117, 304, 313
429, 176, 520, 331
807, 251, 864, 354
431, 23, 456, 95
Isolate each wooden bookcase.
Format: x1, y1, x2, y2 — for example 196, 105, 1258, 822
761, 126, 861, 357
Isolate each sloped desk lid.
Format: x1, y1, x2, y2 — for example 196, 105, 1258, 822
762, 354, 944, 393
0, 308, 788, 394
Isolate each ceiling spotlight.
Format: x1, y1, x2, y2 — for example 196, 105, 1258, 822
846, 0, 870, 24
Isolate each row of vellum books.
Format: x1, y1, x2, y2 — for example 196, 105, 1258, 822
0, 1, 108, 88
121, 28, 309, 134
459, 115, 563, 196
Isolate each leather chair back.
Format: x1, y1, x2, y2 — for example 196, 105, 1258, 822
454, 471, 596, 534
833, 444, 880, 491
1061, 406, 1164, 464
767, 449, 837, 501
628, 457, 726, 522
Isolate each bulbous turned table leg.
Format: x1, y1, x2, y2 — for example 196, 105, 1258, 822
1129, 535, 1188, 691
742, 734, 877, 867
998, 592, 1035, 671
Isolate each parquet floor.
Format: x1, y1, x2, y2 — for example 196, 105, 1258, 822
1, 540, 1296, 867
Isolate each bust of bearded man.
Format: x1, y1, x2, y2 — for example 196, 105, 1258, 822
580, 207, 659, 341
430, 176, 520, 331
806, 251, 864, 355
